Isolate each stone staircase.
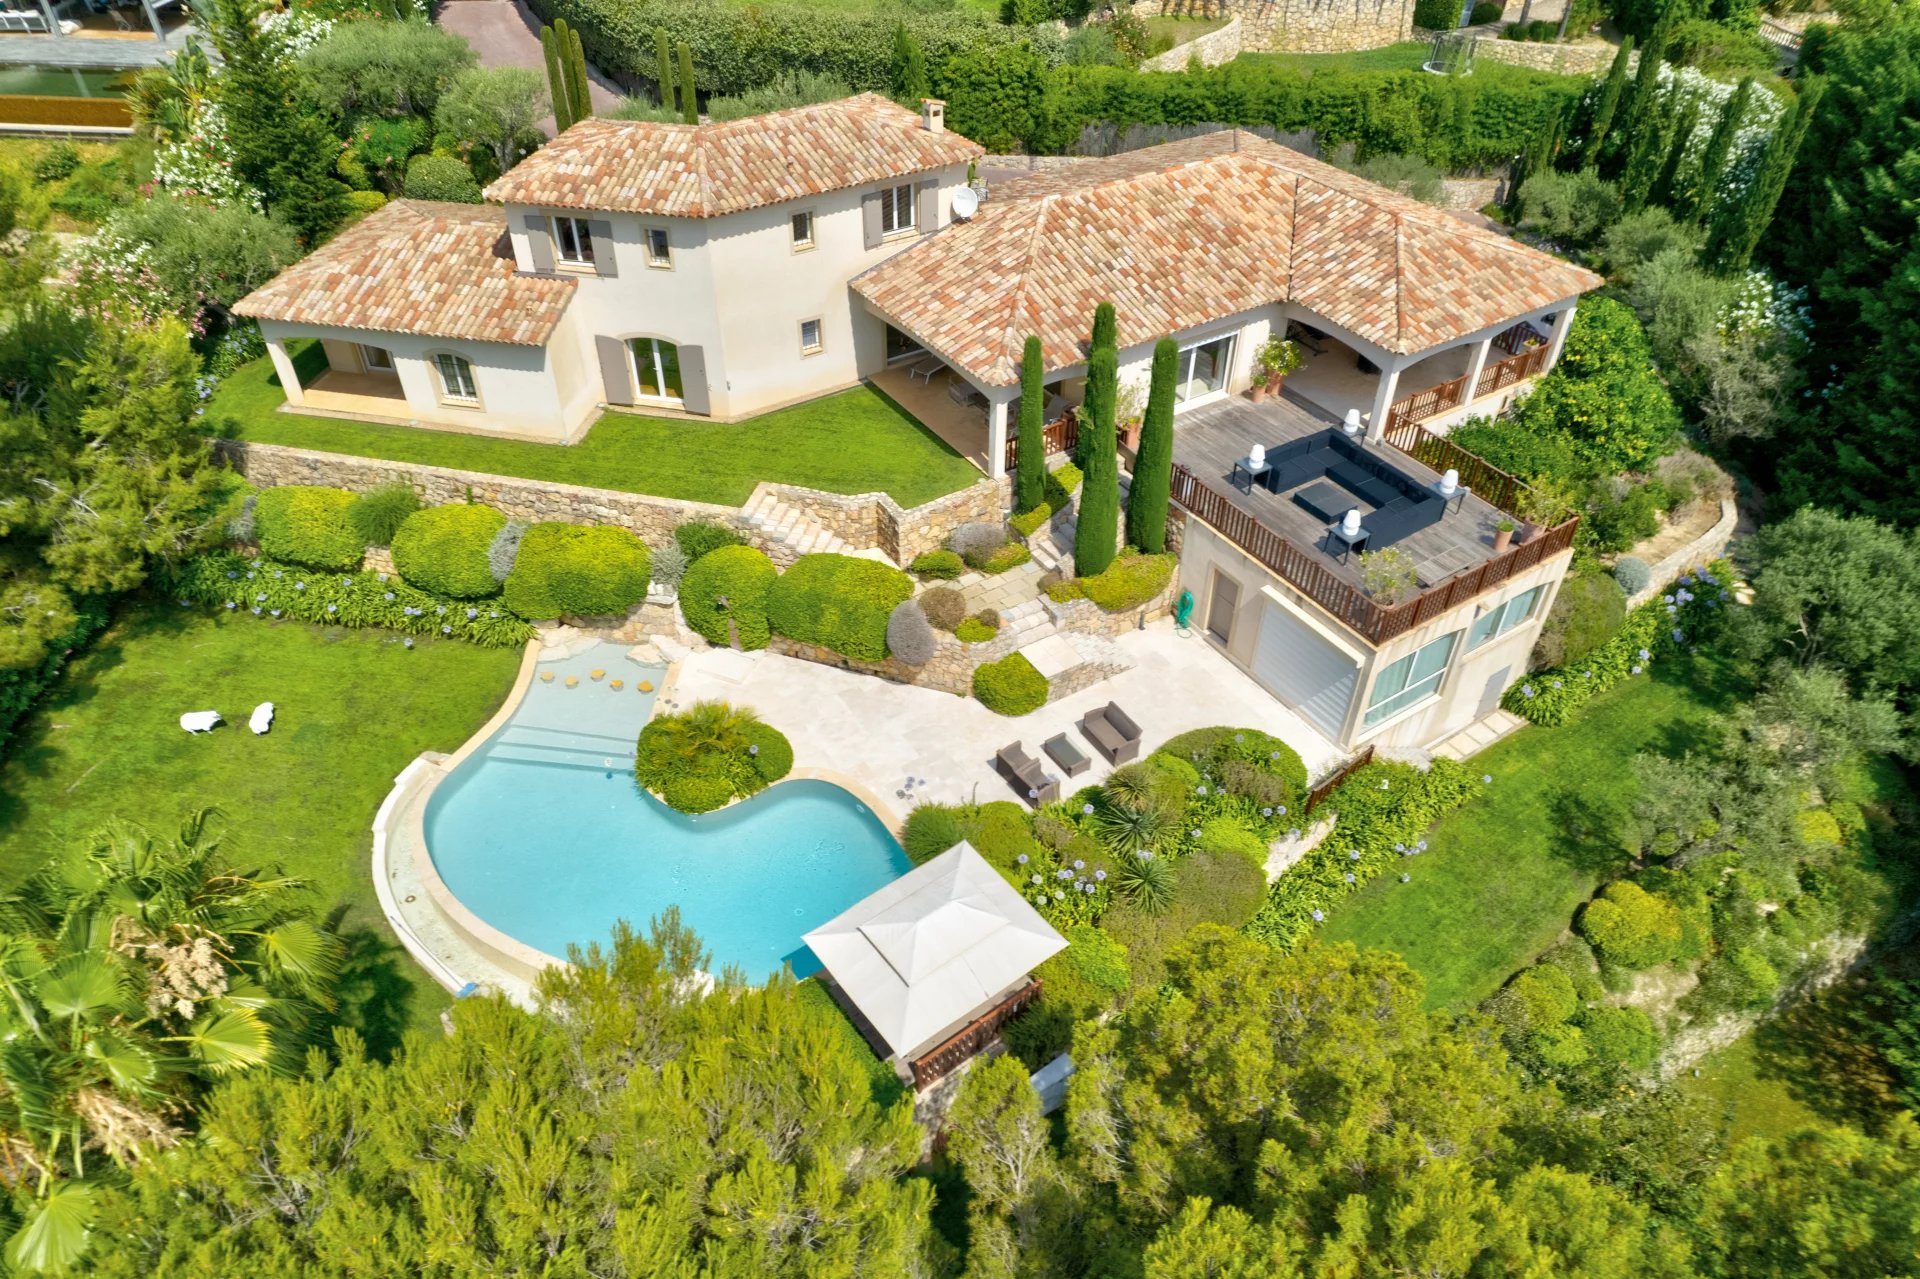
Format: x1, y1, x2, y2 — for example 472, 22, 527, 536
738, 491, 860, 566
995, 597, 1055, 649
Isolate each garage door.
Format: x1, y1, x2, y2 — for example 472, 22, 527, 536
1252, 600, 1359, 741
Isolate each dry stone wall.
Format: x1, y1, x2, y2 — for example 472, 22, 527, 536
1140, 15, 1245, 69
1131, 0, 1412, 54
1471, 36, 1631, 74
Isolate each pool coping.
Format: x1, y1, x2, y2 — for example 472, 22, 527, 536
373, 638, 907, 999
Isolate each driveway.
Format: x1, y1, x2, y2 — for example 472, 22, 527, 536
438, 0, 627, 127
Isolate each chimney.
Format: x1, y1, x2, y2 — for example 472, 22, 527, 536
920, 98, 945, 133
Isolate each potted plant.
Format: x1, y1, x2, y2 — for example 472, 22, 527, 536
1513, 477, 1575, 542
1493, 517, 1515, 554
1116, 382, 1146, 451
1253, 335, 1303, 402
1358, 547, 1420, 605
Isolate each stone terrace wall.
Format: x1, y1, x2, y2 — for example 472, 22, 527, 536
1247, 0, 1414, 53
1471, 36, 1632, 75
216, 440, 1009, 567
1141, 15, 1245, 69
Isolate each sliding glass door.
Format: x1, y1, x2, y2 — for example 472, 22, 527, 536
1175, 334, 1235, 407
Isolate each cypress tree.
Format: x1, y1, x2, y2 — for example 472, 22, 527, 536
1015, 337, 1047, 514
1126, 338, 1177, 555
1709, 76, 1827, 274
1076, 343, 1120, 577
654, 27, 675, 113
542, 26, 574, 132
1650, 97, 1699, 212
1620, 90, 1677, 214
1615, 13, 1672, 177
566, 22, 592, 124
1685, 77, 1754, 224
1582, 35, 1634, 171
891, 23, 930, 105
1090, 301, 1116, 355
677, 42, 698, 124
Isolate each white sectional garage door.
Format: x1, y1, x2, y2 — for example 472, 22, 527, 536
1251, 600, 1359, 741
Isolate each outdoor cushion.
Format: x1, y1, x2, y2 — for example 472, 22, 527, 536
1357, 477, 1403, 507
1328, 461, 1375, 494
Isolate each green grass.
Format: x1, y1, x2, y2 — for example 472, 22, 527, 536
1235, 42, 1434, 74
209, 343, 982, 510
0, 603, 520, 1046
1674, 1034, 1837, 1147
1145, 14, 1228, 50
1318, 651, 1740, 1010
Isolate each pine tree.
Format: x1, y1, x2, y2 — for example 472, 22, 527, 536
653, 26, 675, 113
1015, 335, 1046, 514
890, 22, 930, 105
1076, 304, 1120, 577
542, 25, 574, 131
1684, 77, 1753, 224
1127, 337, 1176, 555
1620, 89, 1677, 214
1582, 35, 1634, 170
1649, 97, 1699, 212
1709, 77, 1827, 274
677, 41, 698, 124
564, 21, 591, 124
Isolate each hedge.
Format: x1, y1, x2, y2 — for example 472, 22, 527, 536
0, 597, 110, 762
1244, 758, 1482, 950
391, 505, 507, 599
973, 652, 1048, 716
680, 544, 777, 649
167, 551, 536, 647
909, 550, 964, 580
502, 523, 651, 620
1503, 561, 1731, 727
253, 486, 366, 571
766, 553, 913, 662
1078, 552, 1175, 612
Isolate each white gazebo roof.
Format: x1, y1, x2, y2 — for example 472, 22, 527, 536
803, 841, 1066, 1059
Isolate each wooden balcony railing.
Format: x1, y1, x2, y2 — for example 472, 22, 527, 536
1381, 417, 1530, 516
1384, 330, 1552, 433
909, 978, 1043, 1090
1004, 409, 1079, 472
1474, 342, 1550, 401
1383, 371, 1469, 433
1168, 462, 1580, 647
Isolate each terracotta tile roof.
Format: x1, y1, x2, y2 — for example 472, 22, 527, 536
483, 93, 984, 217
233, 201, 574, 346
853, 132, 1602, 387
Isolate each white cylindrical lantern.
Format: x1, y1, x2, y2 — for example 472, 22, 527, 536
1249, 443, 1266, 470
1342, 509, 1363, 537
1343, 408, 1363, 436
1439, 467, 1459, 496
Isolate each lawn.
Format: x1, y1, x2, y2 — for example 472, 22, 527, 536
208, 343, 983, 510
0, 603, 520, 1045
1318, 651, 1740, 1010
1235, 42, 1433, 74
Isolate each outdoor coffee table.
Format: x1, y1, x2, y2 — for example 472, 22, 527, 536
1292, 479, 1351, 524
1042, 733, 1091, 778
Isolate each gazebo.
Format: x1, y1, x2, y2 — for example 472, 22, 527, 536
803, 841, 1065, 1087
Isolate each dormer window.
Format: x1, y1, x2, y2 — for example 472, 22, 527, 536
552, 216, 594, 266
879, 184, 915, 236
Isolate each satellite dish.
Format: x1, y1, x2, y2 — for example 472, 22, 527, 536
951, 186, 979, 220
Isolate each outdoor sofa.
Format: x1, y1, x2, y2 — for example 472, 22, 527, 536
1079, 703, 1142, 765
1259, 430, 1447, 550
996, 742, 1060, 806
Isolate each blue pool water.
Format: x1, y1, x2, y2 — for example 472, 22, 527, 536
423, 642, 909, 980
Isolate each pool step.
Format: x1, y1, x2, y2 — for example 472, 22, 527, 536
489, 741, 637, 770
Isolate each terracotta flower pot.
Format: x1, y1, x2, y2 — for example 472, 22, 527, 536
1122, 422, 1143, 450
1250, 383, 1269, 403
1493, 526, 1514, 553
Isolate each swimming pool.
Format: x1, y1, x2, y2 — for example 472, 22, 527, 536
423, 642, 910, 981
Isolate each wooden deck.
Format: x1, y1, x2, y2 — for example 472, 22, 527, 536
1172, 392, 1508, 590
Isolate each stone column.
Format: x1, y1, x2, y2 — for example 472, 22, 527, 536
1544, 300, 1579, 368
1365, 356, 1403, 442
986, 394, 1010, 481
266, 339, 306, 407
1462, 336, 1494, 404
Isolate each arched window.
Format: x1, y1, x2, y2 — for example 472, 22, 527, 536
433, 353, 478, 403
627, 338, 682, 403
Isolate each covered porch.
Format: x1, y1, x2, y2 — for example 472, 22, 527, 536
1, 0, 188, 40
266, 336, 413, 423
869, 350, 1076, 480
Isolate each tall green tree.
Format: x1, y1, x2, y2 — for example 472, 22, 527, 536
1583, 35, 1635, 170
1682, 76, 1752, 222
677, 41, 698, 124
434, 67, 548, 181
1015, 335, 1046, 513
1648, 97, 1699, 212
1707, 76, 1827, 273
653, 25, 675, 113
1075, 304, 1120, 577
564, 21, 591, 124
1614, 11, 1673, 178
1619, 87, 1677, 214
890, 22, 930, 105
541, 24, 575, 131
1126, 338, 1176, 554
294, 18, 475, 119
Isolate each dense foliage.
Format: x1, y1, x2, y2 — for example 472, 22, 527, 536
972, 652, 1049, 716
679, 544, 777, 650
634, 700, 791, 814
502, 521, 651, 619
765, 553, 913, 662
252, 485, 365, 571
390, 503, 507, 599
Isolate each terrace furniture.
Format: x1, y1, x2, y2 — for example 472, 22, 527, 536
1079, 703, 1142, 765
1230, 456, 1270, 494
907, 355, 943, 384
1264, 429, 1449, 551
1431, 477, 1469, 515
1292, 479, 1352, 524
947, 376, 984, 408
1285, 321, 1329, 356
1325, 520, 1370, 562
0, 9, 48, 29
179, 711, 222, 734
249, 702, 275, 735
1042, 732, 1090, 778
996, 742, 1059, 806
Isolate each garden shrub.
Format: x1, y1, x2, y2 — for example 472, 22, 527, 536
31, 141, 78, 183
973, 652, 1048, 716
909, 549, 964, 580
403, 153, 482, 203
1514, 169, 1622, 248
1613, 554, 1652, 596
502, 522, 651, 619
225, 492, 257, 544
1009, 503, 1051, 538
1578, 1004, 1658, 1068
253, 486, 366, 571
1197, 816, 1268, 870
391, 503, 507, 598
673, 519, 744, 563
970, 542, 1032, 575
168, 551, 535, 647
1077, 552, 1175, 612
1580, 476, 1667, 555
886, 600, 936, 666
649, 540, 687, 588
1003, 924, 1129, 1070
1688, 947, 1782, 1015
1043, 575, 1084, 603
1468, 0, 1503, 20
902, 803, 969, 864
487, 520, 528, 584
0, 598, 109, 762
1154, 726, 1308, 815
345, 482, 420, 546
918, 585, 967, 631
766, 553, 913, 661
680, 544, 777, 649
1105, 851, 1267, 989
1413, 0, 1457, 28
1044, 462, 1081, 511
633, 700, 792, 814
1532, 564, 1628, 670
1578, 881, 1687, 971
955, 616, 998, 644
948, 521, 1008, 565
1510, 297, 1681, 474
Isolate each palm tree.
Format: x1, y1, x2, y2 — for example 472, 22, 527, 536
654, 701, 760, 764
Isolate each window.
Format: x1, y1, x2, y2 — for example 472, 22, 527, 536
879, 183, 915, 236
434, 353, 478, 404
885, 325, 923, 363
1174, 334, 1236, 406
359, 344, 394, 372
552, 216, 594, 265
627, 338, 682, 402
1364, 631, 1459, 726
1467, 585, 1545, 650
799, 318, 823, 356
791, 210, 814, 248
644, 227, 671, 267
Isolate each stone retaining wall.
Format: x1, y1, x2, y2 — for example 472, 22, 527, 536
1141, 15, 1245, 69
1128, 0, 1412, 54
1624, 498, 1739, 610
1471, 35, 1631, 75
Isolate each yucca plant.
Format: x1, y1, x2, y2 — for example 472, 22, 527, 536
1111, 852, 1175, 915
1094, 801, 1176, 859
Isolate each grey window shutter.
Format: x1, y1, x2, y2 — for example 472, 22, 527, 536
917, 179, 937, 235
678, 345, 710, 415
861, 191, 882, 250
523, 213, 554, 273
587, 219, 617, 277
595, 335, 633, 404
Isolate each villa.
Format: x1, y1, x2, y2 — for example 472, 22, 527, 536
234, 94, 1603, 756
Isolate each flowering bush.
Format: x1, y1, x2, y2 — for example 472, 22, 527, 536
1503, 559, 1732, 727
151, 100, 257, 208
1015, 836, 1114, 928
166, 551, 535, 647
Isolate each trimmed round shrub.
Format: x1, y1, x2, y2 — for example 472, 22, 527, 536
488, 520, 528, 584
954, 616, 998, 644
680, 544, 777, 649
909, 549, 964, 579
1468, 0, 1503, 21
1154, 726, 1308, 813
633, 701, 790, 814
973, 652, 1048, 715
902, 802, 968, 864
1079, 552, 1176, 612
502, 522, 651, 619
391, 504, 506, 598
765, 553, 913, 661
1532, 564, 1626, 670
918, 585, 967, 631
403, 153, 482, 203
742, 719, 793, 784
1578, 1005, 1657, 1068
948, 521, 1007, 564
1613, 554, 1652, 596
650, 540, 688, 588
345, 483, 420, 547
254, 485, 366, 570
674, 519, 745, 563
1578, 881, 1686, 971
886, 599, 936, 666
